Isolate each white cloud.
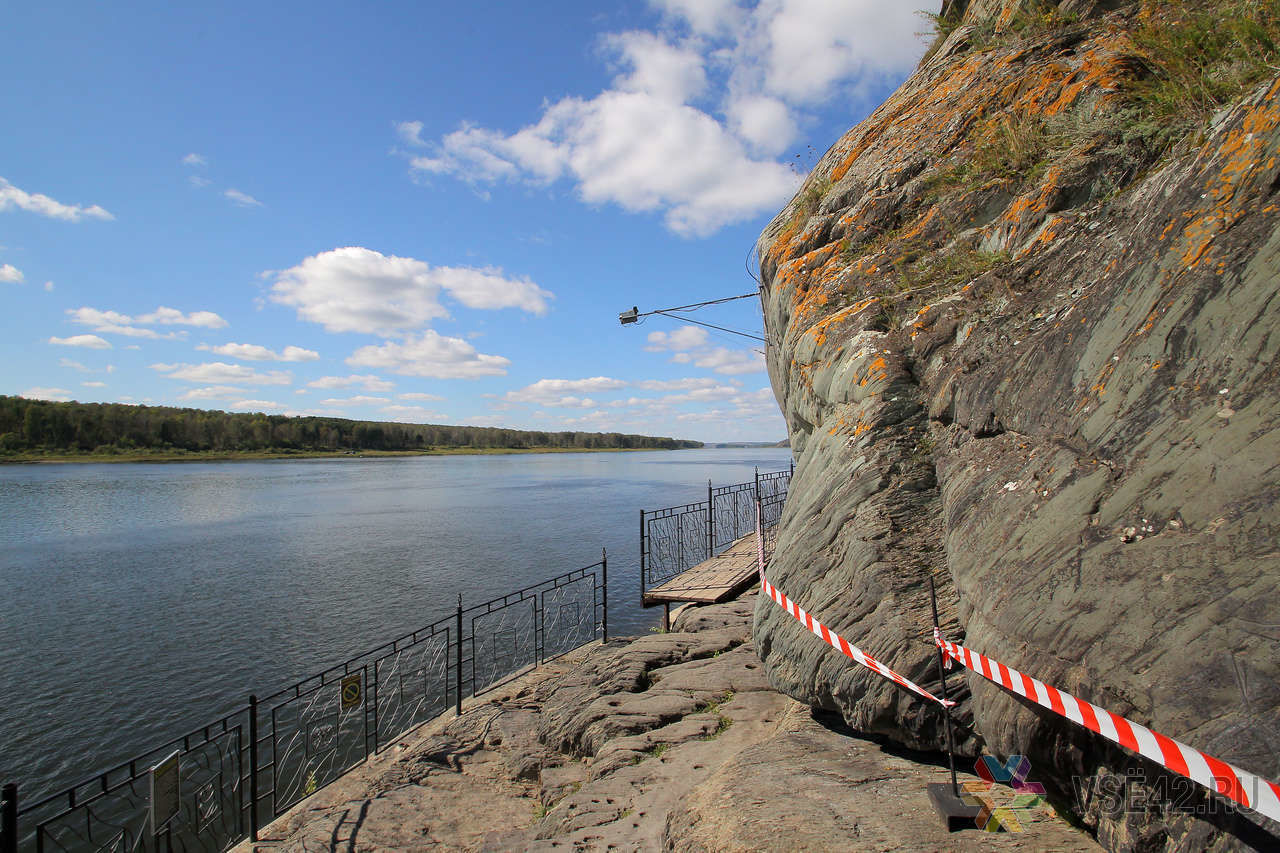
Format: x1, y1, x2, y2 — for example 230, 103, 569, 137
67, 305, 225, 339
319, 395, 390, 406
752, 1, 926, 104
651, 0, 744, 35
0, 177, 114, 222
224, 188, 263, 207
227, 400, 283, 412
137, 307, 227, 328
50, 334, 112, 349
727, 94, 797, 156
179, 386, 245, 400
59, 358, 87, 370
307, 374, 396, 392
197, 342, 319, 362
0, 263, 22, 283
152, 362, 292, 386
347, 330, 511, 378
396, 121, 425, 146
605, 30, 708, 103
81, 381, 107, 388
21, 387, 73, 401
666, 384, 742, 402
644, 325, 709, 352
635, 377, 726, 391
401, 1, 930, 236
381, 405, 446, 422
269, 247, 552, 336
182, 153, 207, 166
399, 391, 444, 401
683, 346, 765, 375
189, 176, 212, 188
504, 377, 627, 405
43, 280, 54, 291
413, 91, 798, 237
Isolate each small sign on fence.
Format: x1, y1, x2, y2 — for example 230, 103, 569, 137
149, 750, 181, 837
340, 673, 362, 710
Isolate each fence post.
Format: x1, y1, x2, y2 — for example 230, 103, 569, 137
639, 509, 646, 604
601, 547, 609, 642
455, 595, 464, 717
927, 576, 960, 797
248, 695, 259, 843
2, 782, 17, 853
706, 479, 714, 559
754, 466, 760, 501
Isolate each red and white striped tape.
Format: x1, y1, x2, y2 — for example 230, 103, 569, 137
935, 631, 1280, 824
752, 500, 951, 707
760, 573, 953, 706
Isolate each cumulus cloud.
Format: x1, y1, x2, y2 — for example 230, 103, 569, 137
269, 247, 552, 336
49, 334, 112, 349
347, 330, 511, 378
224, 188, 263, 207
504, 377, 627, 405
151, 362, 292, 386
635, 377, 729, 391
67, 305, 227, 339
197, 342, 319, 362
227, 400, 284, 412
21, 387, 73, 401
399, 391, 444, 401
307, 374, 396, 392
182, 153, 207, 166
319, 395, 390, 406
0, 263, 23, 283
399, 1, 928, 236
179, 386, 245, 400
81, 381, 107, 388
0, 177, 114, 222
137, 307, 227, 328
381, 405, 446, 422
644, 325, 709, 352
396, 121, 425, 146
673, 346, 765, 375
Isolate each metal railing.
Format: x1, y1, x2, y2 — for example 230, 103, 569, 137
4, 556, 608, 853
640, 466, 792, 602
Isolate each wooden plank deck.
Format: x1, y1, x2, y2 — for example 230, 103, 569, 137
643, 532, 759, 606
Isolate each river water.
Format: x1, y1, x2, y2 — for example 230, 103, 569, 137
0, 447, 791, 803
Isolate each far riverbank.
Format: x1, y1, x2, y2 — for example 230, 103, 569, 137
0, 445, 671, 465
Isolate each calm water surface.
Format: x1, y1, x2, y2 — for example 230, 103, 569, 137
0, 447, 790, 800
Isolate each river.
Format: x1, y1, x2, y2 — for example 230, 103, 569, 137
0, 447, 791, 803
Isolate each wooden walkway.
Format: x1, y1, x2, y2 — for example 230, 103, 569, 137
643, 532, 759, 607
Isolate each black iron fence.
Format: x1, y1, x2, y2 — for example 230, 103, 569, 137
640, 466, 792, 602
4, 557, 607, 853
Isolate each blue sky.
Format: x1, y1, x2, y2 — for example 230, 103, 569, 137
2, 0, 929, 443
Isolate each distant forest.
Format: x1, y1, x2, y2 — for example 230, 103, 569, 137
0, 396, 702, 455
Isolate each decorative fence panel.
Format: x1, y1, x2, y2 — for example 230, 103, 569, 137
7, 558, 606, 853
640, 466, 792, 603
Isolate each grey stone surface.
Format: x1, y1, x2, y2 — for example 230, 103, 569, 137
753, 2, 1280, 850
244, 596, 1095, 851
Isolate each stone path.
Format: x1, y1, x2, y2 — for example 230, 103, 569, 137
242, 595, 1098, 852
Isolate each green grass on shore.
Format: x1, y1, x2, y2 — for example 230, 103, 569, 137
0, 446, 668, 465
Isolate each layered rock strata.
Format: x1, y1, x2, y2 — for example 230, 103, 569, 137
754, 1, 1280, 849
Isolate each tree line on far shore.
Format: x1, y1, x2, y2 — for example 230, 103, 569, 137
0, 396, 703, 455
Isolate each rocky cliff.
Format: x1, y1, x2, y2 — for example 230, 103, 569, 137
755, 1, 1280, 849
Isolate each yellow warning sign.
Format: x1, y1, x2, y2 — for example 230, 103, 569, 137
340, 673, 362, 710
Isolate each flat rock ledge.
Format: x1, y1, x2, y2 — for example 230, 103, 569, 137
243, 595, 1096, 852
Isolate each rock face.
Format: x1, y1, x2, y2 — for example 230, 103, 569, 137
754, 1, 1280, 849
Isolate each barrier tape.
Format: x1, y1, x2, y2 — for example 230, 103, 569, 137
934, 630, 1280, 824
754, 502, 951, 707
